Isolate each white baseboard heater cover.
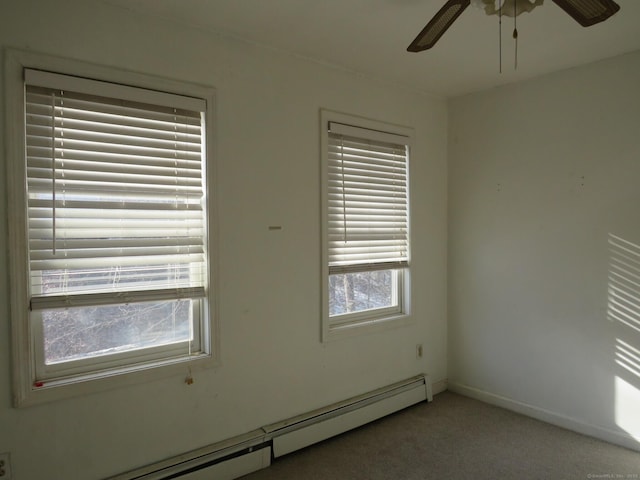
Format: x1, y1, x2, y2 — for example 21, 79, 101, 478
264, 374, 432, 457
106, 430, 271, 480
108, 374, 432, 479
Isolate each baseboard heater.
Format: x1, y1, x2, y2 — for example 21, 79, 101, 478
107, 374, 431, 480
106, 430, 271, 480
264, 373, 432, 457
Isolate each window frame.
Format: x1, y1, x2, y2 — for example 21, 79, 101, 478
5, 49, 219, 406
328, 269, 404, 326
320, 110, 413, 341
31, 300, 204, 381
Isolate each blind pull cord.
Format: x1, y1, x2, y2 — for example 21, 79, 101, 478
51, 92, 57, 255
174, 109, 179, 275
340, 136, 347, 244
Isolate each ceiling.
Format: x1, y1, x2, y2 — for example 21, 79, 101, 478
104, 0, 640, 97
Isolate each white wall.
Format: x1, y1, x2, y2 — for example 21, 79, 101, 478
0, 1, 448, 478
449, 51, 640, 449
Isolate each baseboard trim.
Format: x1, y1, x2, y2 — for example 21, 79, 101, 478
448, 382, 640, 453
432, 379, 447, 395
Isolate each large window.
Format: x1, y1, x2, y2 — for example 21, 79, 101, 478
7, 52, 216, 405
321, 111, 412, 340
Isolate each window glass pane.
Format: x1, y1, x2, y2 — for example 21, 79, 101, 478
329, 269, 397, 316
42, 299, 193, 365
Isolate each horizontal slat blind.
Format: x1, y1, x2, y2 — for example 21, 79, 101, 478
327, 122, 409, 274
25, 69, 207, 309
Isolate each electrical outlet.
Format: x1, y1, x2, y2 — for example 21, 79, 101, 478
416, 344, 423, 359
0, 452, 12, 479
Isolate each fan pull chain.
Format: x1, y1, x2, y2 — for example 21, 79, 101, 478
513, 0, 518, 70
499, 0, 502, 73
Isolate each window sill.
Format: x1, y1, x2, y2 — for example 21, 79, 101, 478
14, 352, 216, 408
323, 312, 414, 342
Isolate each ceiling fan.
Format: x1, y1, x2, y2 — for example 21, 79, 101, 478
407, 0, 621, 52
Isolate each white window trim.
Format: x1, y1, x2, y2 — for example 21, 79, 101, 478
320, 110, 414, 342
5, 49, 220, 407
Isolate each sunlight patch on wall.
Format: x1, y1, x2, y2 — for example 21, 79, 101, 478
608, 233, 640, 442
607, 234, 640, 333
614, 376, 640, 441
616, 339, 640, 378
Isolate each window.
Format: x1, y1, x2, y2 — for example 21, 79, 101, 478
321, 111, 412, 340
7, 51, 216, 405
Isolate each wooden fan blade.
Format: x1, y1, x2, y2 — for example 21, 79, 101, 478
552, 0, 620, 27
407, 0, 471, 52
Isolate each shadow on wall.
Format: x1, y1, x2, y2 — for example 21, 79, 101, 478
607, 233, 640, 443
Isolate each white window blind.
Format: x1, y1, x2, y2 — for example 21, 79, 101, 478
25, 69, 207, 311
327, 121, 410, 275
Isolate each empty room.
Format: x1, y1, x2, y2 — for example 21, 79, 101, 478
0, 0, 639, 478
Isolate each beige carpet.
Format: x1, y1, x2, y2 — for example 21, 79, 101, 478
240, 391, 640, 480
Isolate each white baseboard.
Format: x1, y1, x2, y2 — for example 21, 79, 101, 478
448, 382, 640, 452
432, 378, 448, 395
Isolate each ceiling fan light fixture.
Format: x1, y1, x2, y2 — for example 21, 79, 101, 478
551, 0, 620, 26
407, 0, 470, 52
472, 0, 544, 17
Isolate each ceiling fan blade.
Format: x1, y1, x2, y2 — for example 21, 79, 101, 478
407, 0, 471, 52
551, 0, 620, 27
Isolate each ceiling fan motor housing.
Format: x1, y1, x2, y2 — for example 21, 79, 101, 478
472, 0, 544, 18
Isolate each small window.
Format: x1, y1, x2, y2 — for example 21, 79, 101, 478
7, 53, 216, 405
321, 112, 412, 340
